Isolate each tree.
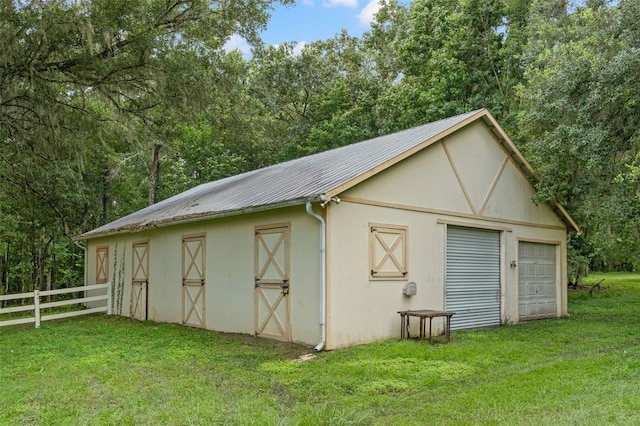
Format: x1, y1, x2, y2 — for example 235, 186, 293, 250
363, 0, 410, 85
250, 32, 384, 160
0, 0, 290, 291
516, 0, 640, 275
374, 0, 516, 133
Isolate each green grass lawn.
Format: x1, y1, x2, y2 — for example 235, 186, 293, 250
2, 272, 640, 425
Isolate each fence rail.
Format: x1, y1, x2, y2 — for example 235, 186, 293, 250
0, 283, 112, 328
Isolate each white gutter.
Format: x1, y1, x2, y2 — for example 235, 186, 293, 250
306, 201, 326, 351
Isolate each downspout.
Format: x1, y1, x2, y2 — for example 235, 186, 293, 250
306, 202, 326, 351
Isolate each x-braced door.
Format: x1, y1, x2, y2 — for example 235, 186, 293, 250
254, 224, 291, 341
131, 242, 149, 321
182, 235, 206, 328
96, 246, 109, 283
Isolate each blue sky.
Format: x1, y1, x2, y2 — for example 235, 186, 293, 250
225, 0, 395, 55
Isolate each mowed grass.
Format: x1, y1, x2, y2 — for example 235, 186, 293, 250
2, 272, 640, 425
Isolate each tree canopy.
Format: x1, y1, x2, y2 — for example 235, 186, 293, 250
0, 0, 290, 292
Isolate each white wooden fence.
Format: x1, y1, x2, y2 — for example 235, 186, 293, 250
0, 282, 112, 328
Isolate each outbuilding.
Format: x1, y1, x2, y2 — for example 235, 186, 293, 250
79, 109, 578, 350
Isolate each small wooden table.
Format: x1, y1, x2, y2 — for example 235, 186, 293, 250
398, 309, 456, 343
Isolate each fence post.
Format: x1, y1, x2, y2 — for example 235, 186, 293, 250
34, 290, 40, 328
107, 282, 113, 315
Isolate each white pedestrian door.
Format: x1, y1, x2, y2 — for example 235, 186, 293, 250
519, 241, 557, 320
446, 226, 501, 330
254, 224, 291, 341
131, 242, 149, 321
182, 235, 206, 328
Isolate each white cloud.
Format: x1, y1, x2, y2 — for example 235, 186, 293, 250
292, 41, 307, 56
269, 41, 307, 57
357, 0, 381, 26
223, 34, 251, 55
271, 41, 308, 56
323, 0, 358, 8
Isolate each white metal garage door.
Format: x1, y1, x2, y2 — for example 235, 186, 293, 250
519, 241, 557, 320
446, 226, 501, 330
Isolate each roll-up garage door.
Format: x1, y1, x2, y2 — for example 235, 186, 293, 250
518, 241, 557, 320
446, 226, 501, 330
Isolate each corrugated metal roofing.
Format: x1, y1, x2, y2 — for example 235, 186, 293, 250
80, 109, 578, 239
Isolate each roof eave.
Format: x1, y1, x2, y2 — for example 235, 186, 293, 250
480, 113, 580, 234
75, 195, 323, 241
551, 202, 581, 235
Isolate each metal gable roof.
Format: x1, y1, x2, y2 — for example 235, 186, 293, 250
79, 109, 578, 239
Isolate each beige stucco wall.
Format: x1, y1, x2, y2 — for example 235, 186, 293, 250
86, 205, 321, 347
325, 121, 569, 349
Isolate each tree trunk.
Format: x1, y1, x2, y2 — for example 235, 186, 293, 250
102, 168, 110, 223
1, 243, 7, 307
50, 232, 57, 293
38, 229, 46, 292
29, 222, 37, 294
148, 143, 162, 206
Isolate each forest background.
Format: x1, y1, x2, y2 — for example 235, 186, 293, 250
1, 0, 639, 296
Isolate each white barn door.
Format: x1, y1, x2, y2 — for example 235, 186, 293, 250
254, 224, 291, 341
446, 226, 501, 330
131, 242, 149, 321
519, 241, 557, 320
182, 235, 206, 328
